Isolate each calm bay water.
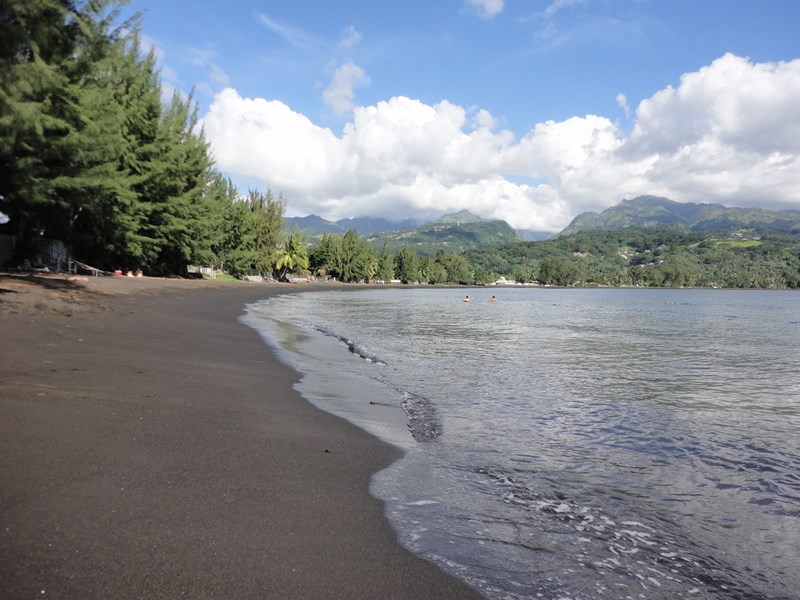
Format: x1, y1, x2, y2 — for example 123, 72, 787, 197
243, 287, 800, 599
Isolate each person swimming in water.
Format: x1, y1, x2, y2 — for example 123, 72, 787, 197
464, 295, 470, 303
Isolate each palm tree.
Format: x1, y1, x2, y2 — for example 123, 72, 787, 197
275, 233, 309, 280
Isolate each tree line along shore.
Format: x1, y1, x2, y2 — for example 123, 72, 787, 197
3, 2, 799, 289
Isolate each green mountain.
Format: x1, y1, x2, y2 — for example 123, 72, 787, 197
286, 209, 522, 253
284, 215, 421, 238
368, 219, 522, 255
464, 224, 800, 289
284, 215, 343, 236
516, 229, 554, 241
436, 209, 483, 224
335, 216, 421, 234
560, 196, 800, 236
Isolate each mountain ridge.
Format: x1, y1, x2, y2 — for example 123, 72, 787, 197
285, 209, 550, 243
284, 196, 800, 254
560, 196, 800, 236
367, 219, 521, 255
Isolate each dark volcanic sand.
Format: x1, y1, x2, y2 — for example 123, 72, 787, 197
0, 274, 482, 599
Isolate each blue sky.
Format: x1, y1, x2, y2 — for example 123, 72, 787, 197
125, 0, 800, 231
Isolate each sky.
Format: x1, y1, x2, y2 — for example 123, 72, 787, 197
124, 0, 800, 232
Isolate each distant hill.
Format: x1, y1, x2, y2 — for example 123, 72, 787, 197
436, 209, 483, 225
285, 215, 421, 238
368, 219, 521, 255
335, 216, 421, 234
464, 223, 800, 288
434, 210, 551, 241
516, 229, 553, 241
285, 210, 526, 253
284, 215, 343, 237
560, 196, 800, 236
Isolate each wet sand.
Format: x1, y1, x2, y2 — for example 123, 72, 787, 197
0, 274, 482, 599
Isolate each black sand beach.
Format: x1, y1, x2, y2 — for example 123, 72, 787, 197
0, 275, 482, 599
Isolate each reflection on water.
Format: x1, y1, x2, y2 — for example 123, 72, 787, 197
247, 288, 800, 599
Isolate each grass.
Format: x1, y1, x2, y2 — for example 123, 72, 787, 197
203, 273, 239, 281
714, 240, 762, 248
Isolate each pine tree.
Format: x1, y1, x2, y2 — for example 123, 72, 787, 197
394, 245, 419, 284
140, 91, 214, 274
1, 0, 251, 275
1, 0, 84, 259
247, 189, 284, 277
0, 0, 145, 267
64, 15, 144, 269
376, 241, 395, 282
220, 197, 257, 277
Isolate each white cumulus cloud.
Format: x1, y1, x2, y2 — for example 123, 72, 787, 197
323, 61, 371, 116
623, 53, 800, 208
464, 0, 504, 20
202, 89, 343, 194
200, 54, 800, 232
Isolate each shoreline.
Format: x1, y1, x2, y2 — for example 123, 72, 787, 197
0, 274, 482, 599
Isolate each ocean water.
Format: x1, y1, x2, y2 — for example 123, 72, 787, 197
243, 287, 800, 600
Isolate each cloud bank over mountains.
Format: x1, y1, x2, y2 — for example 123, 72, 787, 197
200, 53, 800, 232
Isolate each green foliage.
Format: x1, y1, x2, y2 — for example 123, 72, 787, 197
205, 273, 238, 281
275, 232, 309, 280
418, 250, 472, 284
376, 242, 395, 282
368, 220, 521, 255
4, 4, 797, 289
393, 245, 419, 284
218, 197, 256, 277
465, 226, 800, 289
0, 0, 260, 276
471, 268, 498, 285
0, 0, 137, 262
418, 256, 447, 284
538, 257, 584, 286
202, 175, 249, 276
247, 189, 285, 276
561, 195, 800, 236
308, 229, 377, 282
138, 90, 215, 274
